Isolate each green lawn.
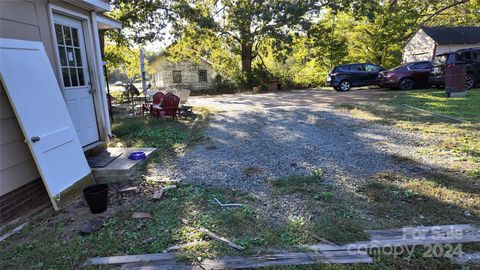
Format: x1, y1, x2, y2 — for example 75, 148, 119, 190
389, 89, 480, 123
337, 88, 480, 178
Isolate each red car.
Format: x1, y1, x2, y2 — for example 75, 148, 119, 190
377, 61, 432, 90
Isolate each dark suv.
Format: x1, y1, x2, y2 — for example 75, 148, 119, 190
429, 48, 480, 89
328, 63, 385, 91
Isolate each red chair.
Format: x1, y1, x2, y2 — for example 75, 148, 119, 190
158, 93, 180, 120
148, 92, 165, 118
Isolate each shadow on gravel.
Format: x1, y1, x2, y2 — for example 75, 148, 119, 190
174, 104, 480, 234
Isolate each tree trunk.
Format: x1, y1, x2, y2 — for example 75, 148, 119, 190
241, 42, 253, 74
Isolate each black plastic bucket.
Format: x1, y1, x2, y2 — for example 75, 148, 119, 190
83, 184, 109, 214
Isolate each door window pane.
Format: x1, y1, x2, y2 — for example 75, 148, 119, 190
62, 68, 71, 87
71, 28, 80, 47
70, 68, 78, 86
66, 48, 75, 66
74, 49, 82, 66
58, 46, 67, 66
64, 26, 72, 46
55, 24, 64, 45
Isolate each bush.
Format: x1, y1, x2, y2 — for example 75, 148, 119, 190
110, 91, 130, 103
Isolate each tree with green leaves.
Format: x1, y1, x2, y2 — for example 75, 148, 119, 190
108, 0, 479, 88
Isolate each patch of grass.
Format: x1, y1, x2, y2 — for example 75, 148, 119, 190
1, 184, 358, 268
390, 89, 480, 123
109, 118, 189, 149
314, 191, 333, 201
335, 90, 480, 177
363, 171, 480, 228
270, 168, 325, 194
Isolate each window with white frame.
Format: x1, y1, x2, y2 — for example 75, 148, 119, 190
54, 24, 85, 87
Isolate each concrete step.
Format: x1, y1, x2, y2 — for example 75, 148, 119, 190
92, 147, 156, 183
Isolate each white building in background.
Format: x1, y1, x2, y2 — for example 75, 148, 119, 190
403, 26, 480, 63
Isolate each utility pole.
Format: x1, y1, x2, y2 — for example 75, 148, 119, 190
139, 47, 147, 93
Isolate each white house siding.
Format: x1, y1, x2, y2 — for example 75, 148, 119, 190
435, 43, 480, 55
150, 56, 215, 91
403, 29, 436, 63
0, 84, 42, 196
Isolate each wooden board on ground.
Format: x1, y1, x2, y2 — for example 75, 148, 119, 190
198, 227, 245, 251
199, 250, 372, 268
132, 212, 151, 219
163, 241, 207, 252
119, 250, 372, 270
453, 252, 480, 265
87, 252, 177, 265
153, 189, 164, 200
305, 224, 480, 251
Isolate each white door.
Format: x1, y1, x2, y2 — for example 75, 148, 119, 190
52, 14, 99, 147
0, 38, 91, 205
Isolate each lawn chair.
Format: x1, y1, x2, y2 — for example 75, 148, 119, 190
157, 93, 180, 120
149, 92, 165, 118
175, 89, 193, 117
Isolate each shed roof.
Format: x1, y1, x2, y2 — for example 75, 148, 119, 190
421, 26, 480, 44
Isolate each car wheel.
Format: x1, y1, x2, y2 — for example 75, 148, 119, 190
399, 78, 414, 90
338, 80, 351, 91
466, 74, 477, 90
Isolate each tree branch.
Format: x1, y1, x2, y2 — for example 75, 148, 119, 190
420, 0, 469, 25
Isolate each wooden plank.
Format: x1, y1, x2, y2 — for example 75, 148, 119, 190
305, 224, 480, 252
163, 241, 207, 252
120, 251, 372, 270
0, 223, 28, 242
198, 227, 245, 251
132, 212, 151, 219
121, 261, 192, 270
365, 224, 475, 240
453, 252, 480, 265
87, 252, 178, 265
181, 219, 245, 251
162, 185, 177, 191
199, 251, 372, 269
153, 189, 164, 200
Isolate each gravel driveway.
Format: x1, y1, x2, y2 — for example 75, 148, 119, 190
153, 90, 437, 219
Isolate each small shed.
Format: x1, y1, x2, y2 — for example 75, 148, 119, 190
149, 54, 217, 91
402, 26, 480, 63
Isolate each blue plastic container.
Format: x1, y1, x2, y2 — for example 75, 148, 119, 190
128, 151, 146, 160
